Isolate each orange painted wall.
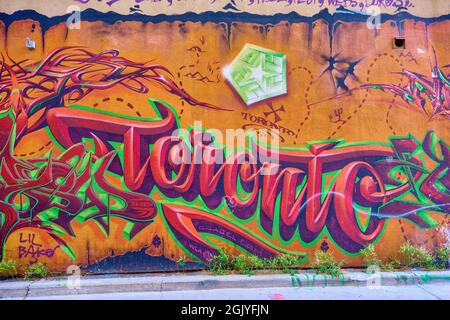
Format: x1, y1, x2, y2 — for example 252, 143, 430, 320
0, 1, 449, 273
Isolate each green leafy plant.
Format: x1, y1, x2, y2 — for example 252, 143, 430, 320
434, 246, 449, 269
247, 255, 266, 271
232, 254, 253, 275
381, 257, 403, 271
177, 256, 187, 269
234, 254, 267, 275
272, 254, 304, 275
0, 260, 18, 279
399, 242, 434, 269
24, 262, 51, 279
208, 249, 234, 275
360, 245, 381, 269
207, 250, 305, 275
312, 250, 344, 277
266, 256, 279, 270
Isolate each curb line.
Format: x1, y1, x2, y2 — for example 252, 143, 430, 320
1, 270, 449, 299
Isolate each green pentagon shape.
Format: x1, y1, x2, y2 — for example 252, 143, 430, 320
224, 44, 287, 105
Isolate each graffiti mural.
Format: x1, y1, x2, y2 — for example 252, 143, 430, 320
319, 50, 450, 120
0, 0, 449, 272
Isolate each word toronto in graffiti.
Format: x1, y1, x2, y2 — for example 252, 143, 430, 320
240, 106, 296, 143
0, 48, 448, 265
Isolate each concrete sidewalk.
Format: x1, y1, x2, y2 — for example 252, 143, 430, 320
1, 270, 449, 300
20, 283, 450, 300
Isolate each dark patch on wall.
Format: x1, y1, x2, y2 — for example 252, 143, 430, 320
0, 8, 449, 36
83, 247, 205, 274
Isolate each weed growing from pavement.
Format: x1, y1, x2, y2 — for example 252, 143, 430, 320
207, 249, 305, 276
24, 262, 51, 279
0, 260, 17, 279
360, 245, 381, 268
177, 256, 187, 269
399, 242, 435, 269
375, 243, 449, 271
381, 257, 405, 271
206, 243, 449, 277
434, 246, 450, 269
2, 244, 447, 280
311, 250, 344, 278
